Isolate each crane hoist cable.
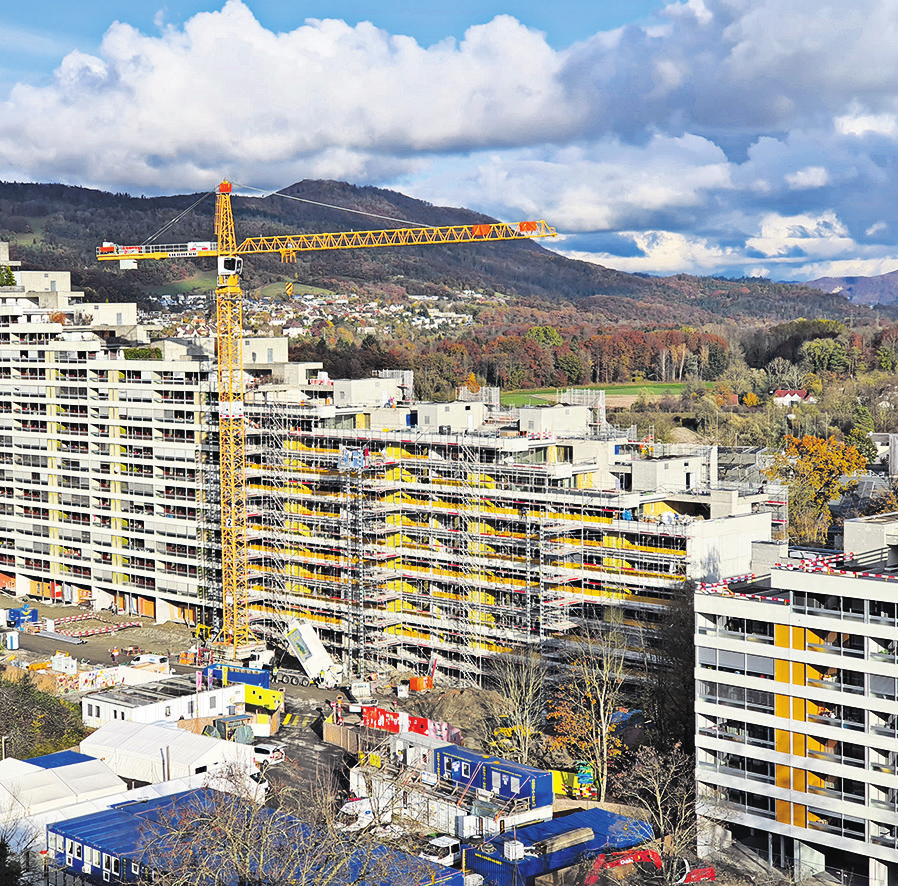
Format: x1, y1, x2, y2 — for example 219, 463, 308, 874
140, 190, 215, 246
233, 181, 431, 229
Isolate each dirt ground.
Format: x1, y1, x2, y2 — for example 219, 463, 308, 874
1, 594, 193, 663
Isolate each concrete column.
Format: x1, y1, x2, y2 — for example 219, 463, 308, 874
869, 857, 890, 886
795, 840, 825, 880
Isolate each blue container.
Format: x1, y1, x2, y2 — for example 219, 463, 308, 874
203, 664, 270, 690
432, 746, 554, 810
7, 606, 39, 628
461, 807, 652, 886
48, 788, 466, 886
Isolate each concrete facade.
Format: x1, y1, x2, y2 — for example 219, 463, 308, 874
695, 514, 898, 886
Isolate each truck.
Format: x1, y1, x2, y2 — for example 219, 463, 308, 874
419, 836, 462, 867
244, 619, 344, 689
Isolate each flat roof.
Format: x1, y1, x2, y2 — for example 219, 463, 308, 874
86, 675, 210, 708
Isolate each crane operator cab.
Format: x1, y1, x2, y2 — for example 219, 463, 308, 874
219, 255, 243, 278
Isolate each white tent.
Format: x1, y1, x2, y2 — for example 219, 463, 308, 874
0, 755, 127, 851
80, 721, 255, 784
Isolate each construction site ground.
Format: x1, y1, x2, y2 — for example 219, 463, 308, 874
1, 595, 193, 662
1, 599, 807, 886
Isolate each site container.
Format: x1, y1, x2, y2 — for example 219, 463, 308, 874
432, 746, 554, 809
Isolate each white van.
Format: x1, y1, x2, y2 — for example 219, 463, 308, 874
130, 654, 168, 665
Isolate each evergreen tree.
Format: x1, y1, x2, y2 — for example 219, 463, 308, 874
0, 266, 15, 287
0, 838, 22, 886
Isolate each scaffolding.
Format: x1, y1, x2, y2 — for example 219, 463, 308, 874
245, 424, 715, 682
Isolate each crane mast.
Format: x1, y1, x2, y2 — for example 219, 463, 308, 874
98, 181, 557, 662
213, 184, 254, 655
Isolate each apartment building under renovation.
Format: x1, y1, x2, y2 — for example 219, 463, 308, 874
0, 253, 784, 678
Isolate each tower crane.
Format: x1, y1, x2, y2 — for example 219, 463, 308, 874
97, 180, 556, 661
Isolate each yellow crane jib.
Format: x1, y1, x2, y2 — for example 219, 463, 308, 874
96, 179, 554, 664
97, 222, 556, 265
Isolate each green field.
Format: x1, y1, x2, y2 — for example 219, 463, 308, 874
146, 272, 218, 296
500, 382, 701, 407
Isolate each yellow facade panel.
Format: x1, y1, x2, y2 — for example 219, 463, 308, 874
775, 800, 791, 824
775, 764, 791, 790
775, 695, 791, 720
775, 729, 791, 754
791, 627, 805, 650
774, 624, 790, 648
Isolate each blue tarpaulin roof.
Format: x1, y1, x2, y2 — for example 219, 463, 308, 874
463, 807, 653, 886
28, 751, 95, 769
49, 789, 464, 886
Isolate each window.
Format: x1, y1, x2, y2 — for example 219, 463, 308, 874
209, 696, 217, 710
187, 700, 195, 715
267, 348, 273, 362
164, 706, 171, 717
132, 862, 140, 876
195, 765, 207, 774
510, 776, 521, 794
460, 762, 470, 778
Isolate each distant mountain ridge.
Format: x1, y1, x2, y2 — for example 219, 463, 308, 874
0, 179, 881, 324
805, 268, 898, 305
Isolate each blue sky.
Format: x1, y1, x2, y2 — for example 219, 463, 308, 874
2, 0, 898, 282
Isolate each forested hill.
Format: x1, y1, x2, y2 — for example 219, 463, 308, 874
0, 179, 876, 324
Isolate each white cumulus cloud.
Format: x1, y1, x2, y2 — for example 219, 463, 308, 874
4, 0, 898, 280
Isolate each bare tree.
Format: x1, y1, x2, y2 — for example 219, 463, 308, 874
610, 745, 699, 885
135, 773, 435, 886
486, 650, 548, 766
547, 622, 640, 803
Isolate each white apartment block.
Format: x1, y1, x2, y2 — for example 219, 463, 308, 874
0, 248, 783, 679
696, 515, 898, 886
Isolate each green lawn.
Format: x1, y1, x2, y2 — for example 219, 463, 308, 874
500, 382, 707, 407
4, 218, 47, 244
146, 272, 218, 295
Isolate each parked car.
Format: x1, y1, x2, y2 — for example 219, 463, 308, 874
253, 741, 287, 767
